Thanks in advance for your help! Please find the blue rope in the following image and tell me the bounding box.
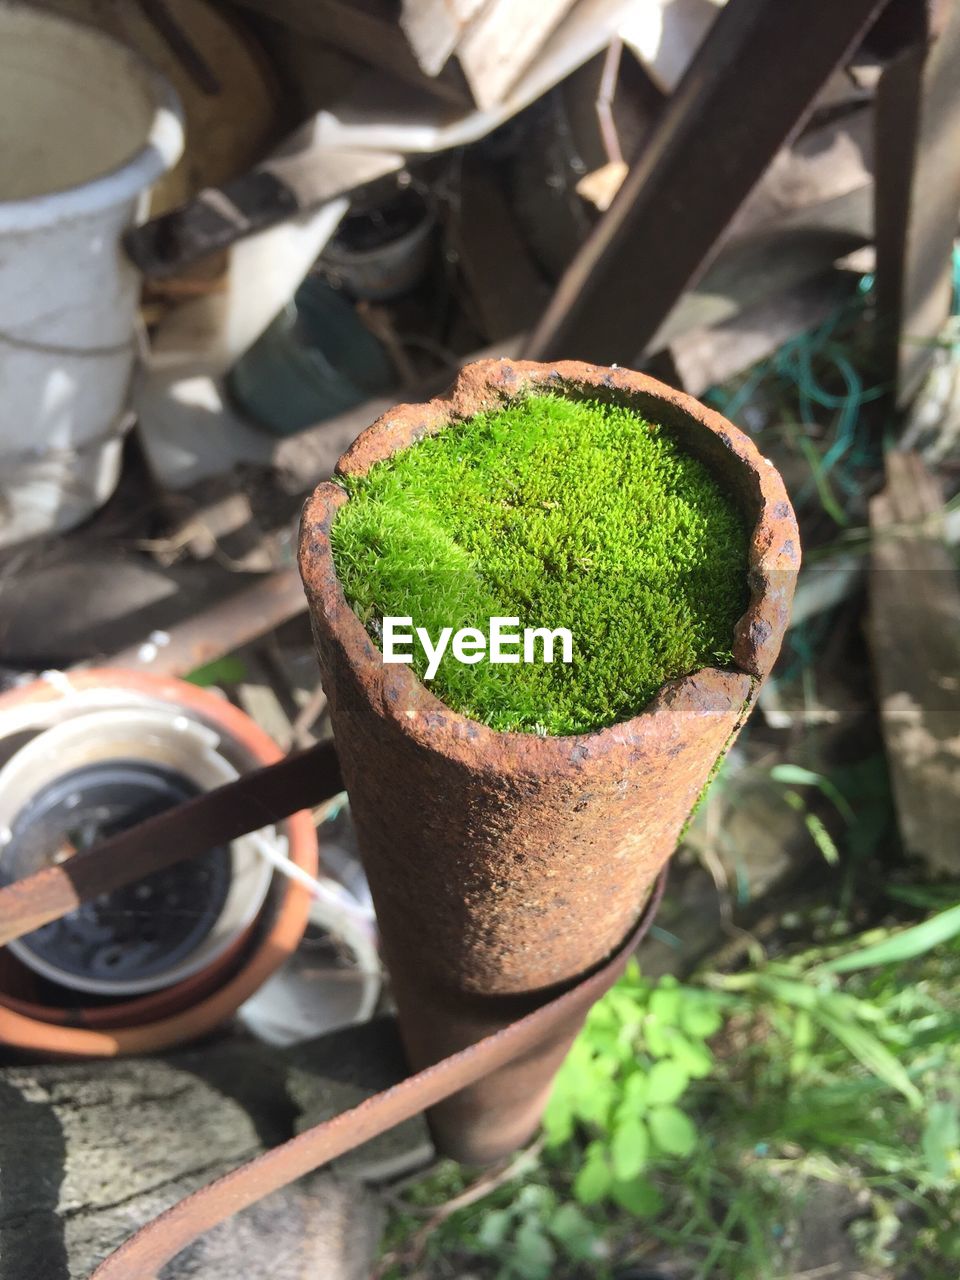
[706,281,887,510]
[706,252,960,688]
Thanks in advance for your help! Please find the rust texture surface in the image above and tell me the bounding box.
[299,358,799,1160]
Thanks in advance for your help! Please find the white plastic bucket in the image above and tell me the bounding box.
[0,2,183,547]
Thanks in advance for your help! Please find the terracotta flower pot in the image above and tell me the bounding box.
[299,359,799,1162]
[0,669,318,1055]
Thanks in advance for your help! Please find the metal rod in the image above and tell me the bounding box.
[0,740,342,948]
[105,568,309,678]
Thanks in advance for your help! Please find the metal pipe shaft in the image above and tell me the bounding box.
[299,359,799,1162]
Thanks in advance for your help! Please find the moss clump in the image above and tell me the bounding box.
[331,393,749,735]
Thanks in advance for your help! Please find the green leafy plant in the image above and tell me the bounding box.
[544,963,721,1214]
[332,393,748,734]
[473,1186,604,1279]
[384,899,960,1280]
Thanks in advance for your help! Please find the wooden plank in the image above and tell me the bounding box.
[451,156,549,341]
[400,0,487,77]
[869,452,960,876]
[669,272,847,397]
[874,0,960,407]
[651,186,872,351]
[456,0,578,109]
[230,0,471,103]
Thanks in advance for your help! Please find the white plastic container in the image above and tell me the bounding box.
[0,2,183,547]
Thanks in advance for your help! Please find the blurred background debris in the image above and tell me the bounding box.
[1,0,960,1276]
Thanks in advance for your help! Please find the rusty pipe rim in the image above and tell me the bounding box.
[299,358,800,769]
[0,669,318,1055]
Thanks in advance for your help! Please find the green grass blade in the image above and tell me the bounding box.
[769,764,856,824]
[820,904,960,974]
[813,1009,922,1107]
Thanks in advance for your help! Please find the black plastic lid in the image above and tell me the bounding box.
[0,759,231,988]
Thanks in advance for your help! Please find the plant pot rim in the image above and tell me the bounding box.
[0,668,318,1055]
[299,359,799,771]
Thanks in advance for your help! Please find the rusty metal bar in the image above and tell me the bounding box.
[523,0,889,365]
[91,872,667,1280]
[105,567,308,677]
[0,739,342,948]
[874,0,960,407]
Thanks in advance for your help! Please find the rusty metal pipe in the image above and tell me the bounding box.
[299,359,799,1163]
[105,568,308,677]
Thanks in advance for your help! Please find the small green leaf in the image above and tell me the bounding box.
[574,1079,616,1127]
[649,985,681,1024]
[573,1146,612,1205]
[643,1017,670,1057]
[610,1177,664,1217]
[770,763,825,786]
[607,989,645,1028]
[478,1209,513,1248]
[813,1008,922,1107]
[770,764,856,823]
[793,430,849,525]
[542,1083,576,1148]
[922,1100,960,1182]
[679,999,724,1039]
[755,974,821,1011]
[541,1101,574,1148]
[613,1102,638,1131]
[185,655,248,687]
[805,812,840,865]
[549,1203,598,1260]
[512,1221,556,1279]
[611,1118,649,1180]
[624,1072,649,1109]
[563,1038,596,1071]
[645,1059,690,1105]
[648,1105,697,1156]
[789,1009,814,1075]
[665,1031,713,1078]
[516,1184,556,1214]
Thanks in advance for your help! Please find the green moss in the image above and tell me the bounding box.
[331,393,749,735]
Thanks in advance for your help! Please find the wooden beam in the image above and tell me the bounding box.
[451,156,549,342]
[400,0,486,77]
[230,0,471,103]
[869,452,960,876]
[874,0,960,407]
[455,0,578,109]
